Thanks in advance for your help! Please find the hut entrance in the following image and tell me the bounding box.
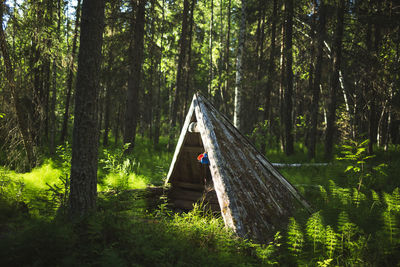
[167,113,220,212]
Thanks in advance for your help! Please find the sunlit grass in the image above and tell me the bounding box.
[20,161,63,190]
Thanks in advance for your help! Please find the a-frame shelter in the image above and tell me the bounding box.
[165,93,311,242]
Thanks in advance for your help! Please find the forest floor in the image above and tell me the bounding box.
[0,137,399,266]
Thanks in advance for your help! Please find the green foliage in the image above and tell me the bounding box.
[287,217,304,257]
[337,139,387,191]
[1,139,400,265]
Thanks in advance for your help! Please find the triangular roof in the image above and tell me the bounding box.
[166,93,311,242]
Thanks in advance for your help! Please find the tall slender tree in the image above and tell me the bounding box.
[325,0,345,160]
[233,0,246,131]
[283,0,294,155]
[124,0,146,152]
[60,0,81,143]
[168,0,191,150]
[308,0,326,159]
[68,0,105,218]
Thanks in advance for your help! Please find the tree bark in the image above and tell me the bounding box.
[68,0,105,218]
[153,0,165,149]
[103,1,118,147]
[308,0,326,159]
[233,0,246,131]
[325,0,345,160]
[261,0,277,154]
[50,0,62,154]
[60,0,81,143]
[168,0,190,151]
[124,0,146,152]
[368,1,381,154]
[283,0,294,155]
[221,0,231,114]
[208,0,214,98]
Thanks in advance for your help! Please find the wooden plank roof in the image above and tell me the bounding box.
[166,93,311,242]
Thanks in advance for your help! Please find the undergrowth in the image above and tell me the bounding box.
[0,138,399,266]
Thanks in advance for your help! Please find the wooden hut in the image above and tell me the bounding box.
[165,93,311,242]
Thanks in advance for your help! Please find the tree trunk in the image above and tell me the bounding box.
[253,0,265,132]
[368,2,381,154]
[68,0,105,218]
[50,0,62,155]
[103,1,118,147]
[168,0,190,151]
[124,0,146,152]
[325,0,344,160]
[261,0,277,154]
[221,0,231,114]
[283,0,294,155]
[308,0,326,159]
[233,0,246,131]
[183,0,195,116]
[208,0,214,98]
[154,0,165,149]
[60,0,81,143]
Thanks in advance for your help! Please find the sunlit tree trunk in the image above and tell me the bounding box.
[234,0,246,131]
[208,0,214,97]
[221,0,231,114]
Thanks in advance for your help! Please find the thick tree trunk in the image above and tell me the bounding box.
[60,0,81,143]
[325,0,344,160]
[233,0,246,131]
[308,0,326,159]
[68,0,105,218]
[124,0,146,152]
[283,0,294,155]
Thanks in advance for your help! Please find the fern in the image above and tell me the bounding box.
[324,225,337,258]
[329,180,351,206]
[383,189,400,247]
[287,217,304,257]
[352,188,366,207]
[319,185,328,203]
[306,212,325,253]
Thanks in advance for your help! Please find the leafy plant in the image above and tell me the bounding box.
[337,139,387,193]
[287,217,304,257]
